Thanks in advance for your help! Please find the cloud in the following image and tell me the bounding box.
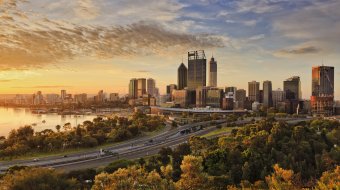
[74,0,99,19]
[0,1,227,71]
[275,46,321,56]
[136,70,150,73]
[273,1,340,42]
[0,79,15,82]
[12,85,72,88]
[248,34,265,41]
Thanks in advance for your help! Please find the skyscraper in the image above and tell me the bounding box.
[137,78,147,98]
[284,76,302,114]
[272,88,285,109]
[178,63,187,90]
[209,56,217,87]
[235,89,246,109]
[187,50,206,89]
[263,80,273,107]
[147,78,156,96]
[284,76,301,100]
[248,81,260,102]
[61,90,66,101]
[129,78,138,99]
[311,66,334,116]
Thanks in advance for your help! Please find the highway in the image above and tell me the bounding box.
[0,117,311,172]
[0,119,227,172]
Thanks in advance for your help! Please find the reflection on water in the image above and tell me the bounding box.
[0,107,97,137]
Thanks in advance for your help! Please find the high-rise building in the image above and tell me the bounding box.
[225,87,237,101]
[61,90,66,101]
[284,76,302,114]
[178,63,187,90]
[33,91,44,105]
[109,93,119,102]
[129,78,138,99]
[137,78,147,98]
[74,93,87,104]
[96,90,105,103]
[263,80,273,107]
[154,88,160,97]
[172,89,189,108]
[147,78,156,96]
[208,56,217,87]
[46,94,59,105]
[248,81,260,102]
[187,50,206,89]
[272,88,285,109]
[196,87,207,107]
[235,89,247,109]
[166,84,177,97]
[284,76,301,100]
[196,87,223,108]
[311,66,335,116]
[206,88,223,108]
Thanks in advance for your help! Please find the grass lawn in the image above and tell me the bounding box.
[201,126,238,138]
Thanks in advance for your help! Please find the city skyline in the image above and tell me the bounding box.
[0,0,339,99]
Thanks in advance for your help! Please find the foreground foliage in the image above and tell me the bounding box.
[0,118,339,189]
[0,112,164,158]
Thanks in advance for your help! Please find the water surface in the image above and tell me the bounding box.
[0,107,97,137]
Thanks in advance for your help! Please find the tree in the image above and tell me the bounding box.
[92,166,170,190]
[316,166,340,190]
[158,147,173,166]
[55,125,61,132]
[265,164,295,190]
[175,155,208,190]
[172,121,178,128]
[0,167,78,190]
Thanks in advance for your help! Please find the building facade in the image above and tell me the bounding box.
[311,66,334,116]
[272,88,285,109]
[263,80,273,107]
[235,89,247,109]
[178,63,187,90]
[147,78,156,97]
[129,78,138,99]
[208,56,217,87]
[248,81,260,102]
[172,89,189,108]
[284,76,301,100]
[137,78,147,98]
[187,50,206,89]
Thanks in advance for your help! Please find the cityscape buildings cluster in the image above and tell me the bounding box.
[128,50,336,116]
[11,90,121,106]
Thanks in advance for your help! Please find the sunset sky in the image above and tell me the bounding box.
[0,0,339,99]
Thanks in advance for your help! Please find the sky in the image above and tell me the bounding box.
[0,0,339,99]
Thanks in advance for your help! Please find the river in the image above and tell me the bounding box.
[0,107,97,137]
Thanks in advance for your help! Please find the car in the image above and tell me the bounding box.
[33,158,40,162]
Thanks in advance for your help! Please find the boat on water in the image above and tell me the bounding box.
[31,123,37,126]
[42,120,46,123]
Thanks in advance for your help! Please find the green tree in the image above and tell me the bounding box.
[0,167,78,190]
[175,155,208,190]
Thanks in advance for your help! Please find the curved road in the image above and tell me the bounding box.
[0,120,226,172]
